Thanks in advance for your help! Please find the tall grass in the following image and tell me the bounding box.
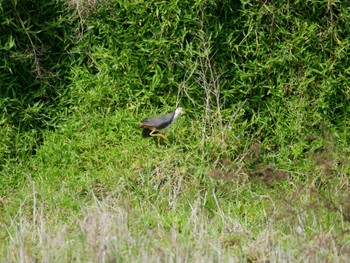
[1,0,350,261]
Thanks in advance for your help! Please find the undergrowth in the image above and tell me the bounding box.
[1,0,350,262]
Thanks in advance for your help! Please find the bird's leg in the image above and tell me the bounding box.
[149,130,169,142]
[157,134,169,142]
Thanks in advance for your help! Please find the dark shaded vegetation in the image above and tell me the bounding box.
[1,1,349,160]
[0,0,75,163]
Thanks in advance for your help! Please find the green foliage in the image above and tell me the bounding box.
[67,0,207,109]
[209,0,350,143]
[0,0,74,162]
[64,0,350,149]
[1,0,350,260]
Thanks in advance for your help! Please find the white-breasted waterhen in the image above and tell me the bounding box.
[140,107,184,143]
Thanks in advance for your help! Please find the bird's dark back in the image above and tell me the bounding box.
[141,111,175,129]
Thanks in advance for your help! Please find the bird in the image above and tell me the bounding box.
[139,107,184,144]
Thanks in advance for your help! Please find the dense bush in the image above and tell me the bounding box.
[67,0,350,134]
[0,0,74,162]
[1,0,349,163]
[1,1,350,260]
